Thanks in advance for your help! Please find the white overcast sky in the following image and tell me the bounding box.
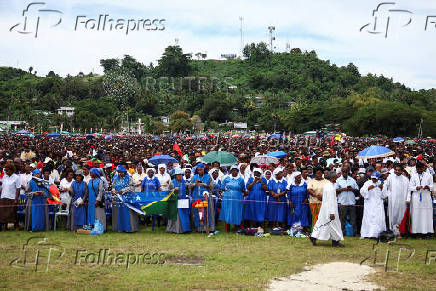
[0,0,435,89]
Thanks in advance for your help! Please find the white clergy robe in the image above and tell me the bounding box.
[383,174,409,230]
[407,172,434,234]
[311,181,344,241]
[360,180,387,238]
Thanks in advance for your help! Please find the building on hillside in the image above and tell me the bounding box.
[57,107,75,117]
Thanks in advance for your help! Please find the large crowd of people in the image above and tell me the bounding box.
[0,133,434,246]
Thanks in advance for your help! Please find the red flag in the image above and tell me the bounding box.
[47,185,63,205]
[191,199,202,208]
[399,207,411,235]
[173,143,183,157]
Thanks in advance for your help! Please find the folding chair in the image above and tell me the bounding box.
[54,202,70,230]
[16,194,27,226]
[105,191,112,224]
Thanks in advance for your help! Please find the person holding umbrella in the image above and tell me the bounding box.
[156,164,172,191]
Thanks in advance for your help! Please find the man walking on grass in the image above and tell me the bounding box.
[310,171,344,247]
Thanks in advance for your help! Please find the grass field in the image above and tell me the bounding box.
[0,225,435,290]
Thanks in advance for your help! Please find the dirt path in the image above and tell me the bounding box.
[269,262,381,290]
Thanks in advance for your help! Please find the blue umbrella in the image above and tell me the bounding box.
[326,158,342,165]
[152,136,160,141]
[47,132,61,138]
[266,151,287,158]
[393,137,404,142]
[269,134,282,139]
[356,145,394,159]
[18,129,30,134]
[149,155,178,165]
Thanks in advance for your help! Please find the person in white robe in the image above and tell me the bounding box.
[360,172,387,238]
[406,162,434,237]
[156,164,172,191]
[383,164,409,230]
[310,171,344,247]
[132,164,146,192]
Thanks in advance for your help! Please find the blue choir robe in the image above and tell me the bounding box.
[287,182,311,227]
[67,180,87,230]
[141,176,161,192]
[166,178,191,233]
[112,174,138,232]
[267,179,288,223]
[87,178,106,230]
[190,173,215,232]
[219,176,245,225]
[25,179,49,231]
[244,177,267,222]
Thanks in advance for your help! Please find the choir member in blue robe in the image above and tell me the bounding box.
[189,163,215,232]
[287,172,311,228]
[166,168,191,233]
[112,165,138,232]
[67,170,88,231]
[267,167,288,229]
[25,169,50,231]
[141,168,162,228]
[141,168,161,192]
[244,168,268,228]
[210,168,222,222]
[87,168,106,231]
[219,165,246,231]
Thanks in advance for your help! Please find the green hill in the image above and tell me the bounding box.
[0,43,434,136]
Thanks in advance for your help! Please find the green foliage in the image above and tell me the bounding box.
[169,110,192,132]
[156,45,192,77]
[0,43,435,136]
[152,120,166,134]
[242,42,272,63]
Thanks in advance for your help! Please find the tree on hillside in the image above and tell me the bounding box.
[100,58,120,73]
[156,46,192,77]
[169,110,192,132]
[242,42,271,63]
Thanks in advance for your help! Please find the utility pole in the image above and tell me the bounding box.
[268,26,276,52]
[417,118,423,139]
[239,17,244,56]
[127,110,129,133]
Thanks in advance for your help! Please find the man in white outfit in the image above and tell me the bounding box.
[360,172,387,238]
[407,162,434,238]
[310,171,344,247]
[383,164,409,231]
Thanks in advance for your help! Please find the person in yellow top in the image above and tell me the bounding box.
[20,148,36,162]
[127,162,136,175]
[307,167,328,226]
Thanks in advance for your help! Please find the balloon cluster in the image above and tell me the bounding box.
[103,69,138,108]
